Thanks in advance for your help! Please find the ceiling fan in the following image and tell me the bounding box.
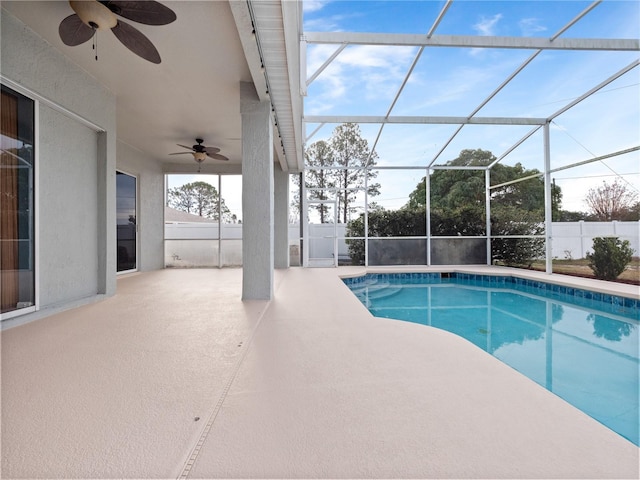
[170,139,229,172]
[58,1,176,64]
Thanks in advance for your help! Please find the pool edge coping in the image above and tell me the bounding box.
[337,265,640,300]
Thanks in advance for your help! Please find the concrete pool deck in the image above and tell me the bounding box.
[1,266,638,478]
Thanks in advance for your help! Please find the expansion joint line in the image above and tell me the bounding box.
[177,303,272,479]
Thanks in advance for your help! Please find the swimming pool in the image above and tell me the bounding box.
[343,272,639,446]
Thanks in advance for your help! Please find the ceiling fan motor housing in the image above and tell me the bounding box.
[193,139,206,152]
[69,1,117,30]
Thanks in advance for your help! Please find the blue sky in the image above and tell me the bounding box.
[303,0,640,212]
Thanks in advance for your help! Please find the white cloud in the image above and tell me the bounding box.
[473,14,503,36]
[304,11,369,33]
[306,44,417,113]
[518,18,547,37]
[304,16,342,31]
[306,44,348,105]
[338,45,414,69]
[303,0,331,13]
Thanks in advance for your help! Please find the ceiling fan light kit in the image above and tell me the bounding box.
[69,1,116,30]
[59,0,176,64]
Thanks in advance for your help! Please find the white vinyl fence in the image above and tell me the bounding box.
[165,223,243,267]
[551,221,639,259]
[165,221,639,267]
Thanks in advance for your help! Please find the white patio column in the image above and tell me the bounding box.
[240,82,274,300]
[97,130,116,296]
[274,167,290,269]
[543,121,553,274]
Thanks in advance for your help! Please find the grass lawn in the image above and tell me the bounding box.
[529,258,640,285]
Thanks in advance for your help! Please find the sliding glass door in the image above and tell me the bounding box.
[116,171,137,272]
[1,85,35,317]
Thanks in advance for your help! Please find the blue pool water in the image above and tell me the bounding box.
[344,273,639,446]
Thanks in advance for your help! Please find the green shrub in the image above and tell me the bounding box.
[586,237,634,280]
[345,204,544,266]
[345,208,427,265]
[490,206,545,267]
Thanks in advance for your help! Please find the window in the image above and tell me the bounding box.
[1,85,35,316]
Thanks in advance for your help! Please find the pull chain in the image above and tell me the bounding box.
[92,29,98,61]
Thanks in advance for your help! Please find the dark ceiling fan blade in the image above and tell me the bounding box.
[176,143,194,151]
[111,20,161,64]
[59,14,95,46]
[204,146,221,155]
[100,1,176,25]
[207,153,229,161]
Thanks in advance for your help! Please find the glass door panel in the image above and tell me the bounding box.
[116,171,136,272]
[1,85,35,317]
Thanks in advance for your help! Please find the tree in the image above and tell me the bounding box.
[585,180,639,221]
[167,181,232,221]
[302,140,335,223]
[490,206,545,267]
[621,201,640,221]
[403,149,559,266]
[291,123,381,223]
[557,209,593,222]
[330,123,381,223]
[405,149,562,219]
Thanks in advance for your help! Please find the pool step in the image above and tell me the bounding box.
[350,280,403,307]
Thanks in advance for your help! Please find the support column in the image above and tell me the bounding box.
[240,82,274,300]
[364,168,369,267]
[485,169,492,265]
[97,130,116,296]
[543,121,553,274]
[274,167,290,268]
[426,168,431,266]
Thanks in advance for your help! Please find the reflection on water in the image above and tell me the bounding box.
[357,282,639,446]
[589,313,635,341]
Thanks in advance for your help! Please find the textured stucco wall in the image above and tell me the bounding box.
[116,142,165,271]
[38,106,99,305]
[1,10,117,320]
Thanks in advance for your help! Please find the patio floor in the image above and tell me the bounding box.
[1,266,638,478]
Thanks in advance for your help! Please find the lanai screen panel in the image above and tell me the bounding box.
[302,0,639,267]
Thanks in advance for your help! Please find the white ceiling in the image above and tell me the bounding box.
[2,0,302,173]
